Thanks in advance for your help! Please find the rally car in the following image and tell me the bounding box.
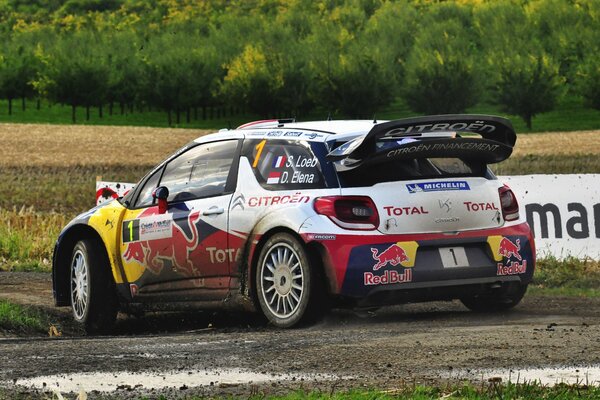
[52,115,535,332]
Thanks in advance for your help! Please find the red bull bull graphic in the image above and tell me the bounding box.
[122,209,201,278]
[494,237,527,276]
[498,237,522,260]
[371,244,410,271]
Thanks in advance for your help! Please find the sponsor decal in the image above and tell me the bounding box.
[386,142,500,158]
[122,214,174,243]
[498,237,522,260]
[439,198,452,212]
[384,121,496,136]
[283,131,303,137]
[371,241,419,270]
[266,130,284,137]
[464,201,499,212]
[487,236,527,276]
[123,210,200,276]
[383,206,429,216]
[434,217,460,223]
[266,172,281,184]
[273,156,287,168]
[303,132,323,139]
[407,181,470,193]
[206,247,241,263]
[364,269,412,286]
[247,194,310,207]
[497,260,527,276]
[105,218,115,229]
[307,233,336,241]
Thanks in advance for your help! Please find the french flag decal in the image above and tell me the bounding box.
[267,172,281,184]
[273,156,286,168]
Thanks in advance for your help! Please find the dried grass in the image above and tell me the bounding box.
[514,130,600,157]
[0,123,210,167]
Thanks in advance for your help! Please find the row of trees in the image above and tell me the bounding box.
[0,0,599,128]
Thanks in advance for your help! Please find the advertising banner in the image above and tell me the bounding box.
[500,174,600,260]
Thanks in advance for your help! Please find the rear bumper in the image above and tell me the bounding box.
[353,276,522,307]
[304,222,535,299]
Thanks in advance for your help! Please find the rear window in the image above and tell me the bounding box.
[242,139,328,190]
[337,157,487,187]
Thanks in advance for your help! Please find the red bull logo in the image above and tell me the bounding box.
[123,210,201,277]
[371,244,409,271]
[364,269,412,286]
[497,260,527,276]
[498,237,521,260]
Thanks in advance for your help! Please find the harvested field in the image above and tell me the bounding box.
[0,123,209,167]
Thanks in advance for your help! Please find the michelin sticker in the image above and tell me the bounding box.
[407,181,470,193]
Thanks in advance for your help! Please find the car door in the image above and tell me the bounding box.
[119,139,241,301]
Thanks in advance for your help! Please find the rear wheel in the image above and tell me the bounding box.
[70,239,118,334]
[255,233,324,328]
[460,283,528,312]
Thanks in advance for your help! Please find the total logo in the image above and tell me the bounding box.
[495,237,527,276]
[464,201,499,212]
[383,206,429,216]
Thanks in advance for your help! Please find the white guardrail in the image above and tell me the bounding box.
[96,174,600,260]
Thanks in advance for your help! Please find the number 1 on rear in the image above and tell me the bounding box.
[439,247,469,268]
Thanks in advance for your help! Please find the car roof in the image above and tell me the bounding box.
[194,120,382,144]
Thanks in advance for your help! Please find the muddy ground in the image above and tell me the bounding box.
[1,272,600,399]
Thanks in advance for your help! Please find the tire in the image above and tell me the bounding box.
[460,283,528,312]
[255,233,324,328]
[70,239,118,334]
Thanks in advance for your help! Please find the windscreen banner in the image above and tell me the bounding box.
[500,174,600,260]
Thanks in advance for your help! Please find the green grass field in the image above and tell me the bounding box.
[1,95,599,132]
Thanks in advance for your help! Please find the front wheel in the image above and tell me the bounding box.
[70,239,118,334]
[255,233,324,328]
[460,283,528,312]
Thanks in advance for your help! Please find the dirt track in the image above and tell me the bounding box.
[1,272,600,398]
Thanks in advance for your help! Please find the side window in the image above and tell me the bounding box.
[134,168,162,208]
[243,139,326,190]
[159,140,238,202]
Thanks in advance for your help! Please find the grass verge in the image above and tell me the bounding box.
[0,300,48,335]
[173,383,600,399]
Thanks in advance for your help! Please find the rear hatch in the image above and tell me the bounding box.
[341,176,503,234]
[328,115,516,234]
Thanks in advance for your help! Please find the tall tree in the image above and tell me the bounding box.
[403,21,481,115]
[34,30,110,123]
[0,34,39,114]
[491,51,565,129]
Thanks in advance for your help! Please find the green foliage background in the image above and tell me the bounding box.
[0,0,599,127]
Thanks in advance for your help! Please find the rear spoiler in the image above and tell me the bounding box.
[327,115,516,168]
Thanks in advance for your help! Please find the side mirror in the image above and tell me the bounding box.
[152,186,169,214]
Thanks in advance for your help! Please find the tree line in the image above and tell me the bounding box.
[0,0,599,128]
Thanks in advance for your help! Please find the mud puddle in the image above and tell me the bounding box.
[452,365,600,386]
[7,369,338,393]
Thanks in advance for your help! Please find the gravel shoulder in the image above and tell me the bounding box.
[1,272,600,398]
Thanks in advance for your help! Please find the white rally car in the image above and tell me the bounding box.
[53,115,535,332]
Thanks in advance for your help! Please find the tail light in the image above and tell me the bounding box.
[499,185,519,221]
[313,196,379,230]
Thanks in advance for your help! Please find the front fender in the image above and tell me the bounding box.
[52,200,127,306]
